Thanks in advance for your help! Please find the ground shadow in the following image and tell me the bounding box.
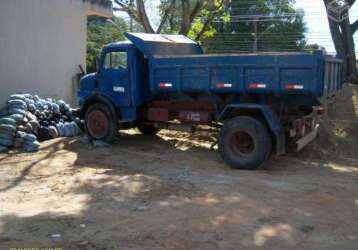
[1,106,358,248]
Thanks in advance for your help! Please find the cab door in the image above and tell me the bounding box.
[98,49,131,106]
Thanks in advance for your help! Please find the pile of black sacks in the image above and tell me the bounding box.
[0,94,83,153]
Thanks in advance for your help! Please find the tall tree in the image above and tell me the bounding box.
[323,0,357,83]
[160,0,228,37]
[200,0,306,53]
[113,0,219,35]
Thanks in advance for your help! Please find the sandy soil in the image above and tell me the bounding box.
[0,85,357,250]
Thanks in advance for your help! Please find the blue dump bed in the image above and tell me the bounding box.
[150,53,344,97]
[125,33,343,98]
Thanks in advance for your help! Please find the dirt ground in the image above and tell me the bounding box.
[0,85,358,250]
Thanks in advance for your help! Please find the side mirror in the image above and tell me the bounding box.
[96,57,100,72]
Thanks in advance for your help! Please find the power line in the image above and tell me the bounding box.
[196,1,358,54]
[212,15,358,23]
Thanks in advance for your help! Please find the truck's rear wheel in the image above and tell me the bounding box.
[218,116,272,170]
[137,123,159,135]
[85,103,117,143]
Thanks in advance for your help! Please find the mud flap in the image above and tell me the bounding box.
[294,124,320,152]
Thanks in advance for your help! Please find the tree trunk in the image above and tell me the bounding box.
[323,0,357,83]
[341,18,357,80]
[180,0,192,34]
[115,0,206,36]
[156,0,176,33]
[136,0,155,33]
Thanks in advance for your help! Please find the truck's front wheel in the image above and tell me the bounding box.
[218,116,272,170]
[85,103,117,143]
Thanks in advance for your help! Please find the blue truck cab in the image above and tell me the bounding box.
[79,40,150,121]
[79,32,344,170]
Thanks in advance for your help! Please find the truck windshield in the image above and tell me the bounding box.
[103,51,127,70]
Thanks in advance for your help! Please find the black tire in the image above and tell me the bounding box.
[137,123,159,135]
[218,116,272,170]
[85,103,117,143]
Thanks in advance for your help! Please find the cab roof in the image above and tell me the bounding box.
[104,40,133,50]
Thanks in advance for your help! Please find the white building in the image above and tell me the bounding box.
[0,0,112,105]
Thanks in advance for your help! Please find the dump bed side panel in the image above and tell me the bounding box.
[150,53,326,96]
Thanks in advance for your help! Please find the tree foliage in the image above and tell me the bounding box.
[199,0,306,53]
[86,1,308,70]
[160,0,227,38]
[113,0,216,35]
[86,16,127,73]
[112,0,306,55]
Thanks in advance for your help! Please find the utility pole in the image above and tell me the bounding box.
[253,19,258,52]
[129,16,133,32]
[252,21,275,53]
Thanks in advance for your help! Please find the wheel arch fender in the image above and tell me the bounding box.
[218,104,285,155]
[80,93,119,120]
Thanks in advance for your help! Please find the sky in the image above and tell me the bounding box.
[114,0,358,55]
[294,0,358,54]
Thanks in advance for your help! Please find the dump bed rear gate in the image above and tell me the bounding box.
[324,56,344,102]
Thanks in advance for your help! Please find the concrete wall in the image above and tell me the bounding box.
[85,0,113,17]
[0,0,88,106]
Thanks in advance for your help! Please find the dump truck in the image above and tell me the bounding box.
[78,32,344,170]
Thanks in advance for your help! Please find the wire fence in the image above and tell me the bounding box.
[198,5,358,55]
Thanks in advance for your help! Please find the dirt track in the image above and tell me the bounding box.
[0,85,358,250]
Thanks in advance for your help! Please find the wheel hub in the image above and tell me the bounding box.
[87,110,109,139]
[230,131,255,156]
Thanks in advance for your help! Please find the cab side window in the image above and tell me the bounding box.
[103,51,127,70]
